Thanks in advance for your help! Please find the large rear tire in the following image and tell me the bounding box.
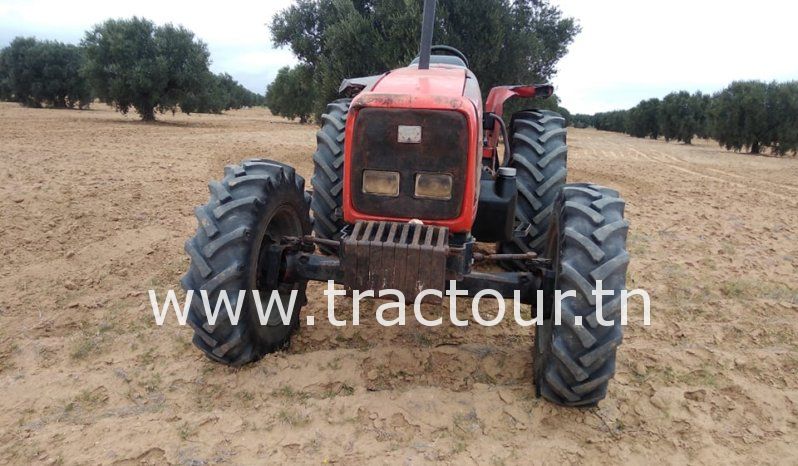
[498,110,567,267]
[310,99,352,250]
[534,183,629,406]
[181,160,311,366]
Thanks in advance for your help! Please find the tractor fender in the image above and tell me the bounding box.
[338,74,387,98]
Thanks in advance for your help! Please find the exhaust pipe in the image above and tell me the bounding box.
[418,0,436,70]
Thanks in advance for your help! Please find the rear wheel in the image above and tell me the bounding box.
[498,110,567,268]
[310,98,352,251]
[534,183,630,406]
[181,160,311,366]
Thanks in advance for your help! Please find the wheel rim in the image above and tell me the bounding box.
[254,204,303,326]
[534,195,563,391]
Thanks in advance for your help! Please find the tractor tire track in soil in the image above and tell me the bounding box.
[626,145,798,204]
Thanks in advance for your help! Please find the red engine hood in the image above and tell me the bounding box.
[372,66,467,98]
[344,65,483,233]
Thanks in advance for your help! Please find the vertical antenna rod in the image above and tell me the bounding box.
[418,0,436,70]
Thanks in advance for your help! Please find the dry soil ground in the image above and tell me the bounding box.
[0,103,796,465]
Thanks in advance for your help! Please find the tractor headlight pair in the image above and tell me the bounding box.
[362,170,452,200]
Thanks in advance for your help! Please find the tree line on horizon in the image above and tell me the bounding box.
[572,81,798,156]
[0,17,265,121]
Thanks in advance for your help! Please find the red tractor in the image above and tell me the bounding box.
[181,0,629,406]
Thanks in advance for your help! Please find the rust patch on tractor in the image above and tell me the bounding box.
[354,93,462,110]
[354,93,414,108]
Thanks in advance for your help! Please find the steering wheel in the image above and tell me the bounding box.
[430,45,469,68]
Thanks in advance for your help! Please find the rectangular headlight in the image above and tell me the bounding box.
[362,170,400,197]
[414,173,453,200]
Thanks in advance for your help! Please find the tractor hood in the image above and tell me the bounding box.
[342,64,483,234]
[372,66,468,98]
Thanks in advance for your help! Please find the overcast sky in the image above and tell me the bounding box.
[1,0,796,114]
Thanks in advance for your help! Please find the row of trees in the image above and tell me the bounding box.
[266,0,580,123]
[0,38,92,108]
[579,81,798,155]
[0,18,264,120]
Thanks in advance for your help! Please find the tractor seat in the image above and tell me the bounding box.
[409,55,467,68]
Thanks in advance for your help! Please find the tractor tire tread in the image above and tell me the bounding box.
[311,98,352,249]
[498,110,568,267]
[182,160,308,366]
[536,184,629,406]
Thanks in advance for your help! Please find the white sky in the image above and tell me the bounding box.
[1,0,796,114]
[555,0,798,113]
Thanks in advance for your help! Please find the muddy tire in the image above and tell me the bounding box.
[534,183,629,406]
[310,99,352,252]
[498,110,567,268]
[181,160,311,366]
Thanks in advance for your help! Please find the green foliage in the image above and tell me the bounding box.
[589,81,797,156]
[182,72,264,114]
[709,81,798,155]
[0,48,10,100]
[268,0,580,122]
[593,91,712,144]
[221,73,264,109]
[693,91,711,139]
[180,72,228,114]
[570,113,594,129]
[0,74,9,101]
[265,65,316,123]
[0,37,92,108]
[593,110,628,133]
[81,17,211,121]
[2,20,263,119]
[627,98,660,139]
[659,91,704,144]
[708,81,770,154]
[766,82,798,155]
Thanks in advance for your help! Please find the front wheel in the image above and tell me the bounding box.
[310,98,351,251]
[181,160,311,366]
[534,183,630,406]
[498,110,568,269]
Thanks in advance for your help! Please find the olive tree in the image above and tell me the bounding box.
[0,37,91,108]
[268,0,579,122]
[627,98,660,139]
[708,81,769,154]
[81,17,210,121]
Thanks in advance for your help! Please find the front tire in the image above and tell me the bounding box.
[534,183,630,406]
[310,99,351,250]
[498,110,568,266]
[181,160,311,366]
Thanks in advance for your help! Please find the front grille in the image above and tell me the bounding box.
[341,221,449,298]
[350,108,468,220]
